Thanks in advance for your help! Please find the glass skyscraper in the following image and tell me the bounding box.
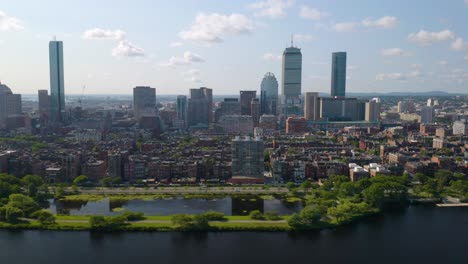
[49,40,65,123]
[260,72,278,115]
[331,52,347,97]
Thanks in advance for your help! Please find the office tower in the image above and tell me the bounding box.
[260,72,279,115]
[38,90,50,117]
[286,117,307,134]
[320,97,363,121]
[331,52,347,97]
[219,115,254,134]
[187,87,213,127]
[365,99,381,122]
[427,98,433,107]
[240,91,256,115]
[420,106,434,124]
[176,95,187,128]
[304,92,319,120]
[0,82,22,129]
[251,98,261,127]
[231,136,264,178]
[49,40,65,123]
[133,86,156,119]
[281,43,302,105]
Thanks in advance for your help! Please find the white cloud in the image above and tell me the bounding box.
[464,54,468,60]
[376,73,406,81]
[381,48,406,56]
[333,22,356,32]
[82,28,126,40]
[111,41,145,57]
[179,13,254,43]
[299,5,328,20]
[249,0,294,18]
[160,51,205,67]
[451,37,468,51]
[362,16,398,29]
[170,41,182,47]
[408,70,423,77]
[408,30,455,45]
[263,53,281,61]
[0,10,24,31]
[293,34,313,42]
[465,0,468,5]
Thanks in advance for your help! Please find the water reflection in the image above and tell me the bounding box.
[49,196,303,216]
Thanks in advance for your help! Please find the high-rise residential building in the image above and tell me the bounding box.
[304,92,319,120]
[187,87,213,127]
[420,106,435,124]
[240,90,256,115]
[260,72,279,115]
[281,44,302,105]
[231,136,264,178]
[251,98,261,127]
[286,117,307,134]
[49,40,65,124]
[176,95,187,128]
[0,82,22,129]
[133,86,156,120]
[38,90,50,117]
[331,52,347,97]
[365,99,381,122]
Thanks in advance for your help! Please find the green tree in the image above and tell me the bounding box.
[100,177,113,187]
[286,182,295,191]
[0,205,23,223]
[299,206,322,226]
[73,175,89,186]
[31,210,56,225]
[21,175,44,198]
[171,214,193,228]
[7,194,39,217]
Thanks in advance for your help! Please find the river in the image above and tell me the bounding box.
[1,206,467,264]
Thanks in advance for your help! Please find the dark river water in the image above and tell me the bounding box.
[1,206,467,264]
[48,196,304,216]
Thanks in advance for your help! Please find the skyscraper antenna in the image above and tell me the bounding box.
[291,34,294,47]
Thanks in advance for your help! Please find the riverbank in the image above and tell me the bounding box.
[0,215,293,232]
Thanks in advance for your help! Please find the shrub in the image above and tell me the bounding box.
[202,211,227,221]
[122,211,145,221]
[249,210,265,220]
[264,211,282,221]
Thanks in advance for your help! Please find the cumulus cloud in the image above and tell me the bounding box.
[451,37,468,51]
[439,60,448,66]
[263,53,281,61]
[381,48,406,56]
[82,28,126,40]
[408,30,455,45]
[0,10,24,31]
[333,22,356,32]
[179,13,254,43]
[249,0,294,18]
[160,51,205,67]
[170,41,182,47]
[465,0,468,5]
[362,16,398,29]
[111,41,145,57]
[299,5,328,20]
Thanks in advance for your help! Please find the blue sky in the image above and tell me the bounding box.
[0,0,467,95]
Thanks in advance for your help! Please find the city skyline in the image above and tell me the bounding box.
[0,0,468,95]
